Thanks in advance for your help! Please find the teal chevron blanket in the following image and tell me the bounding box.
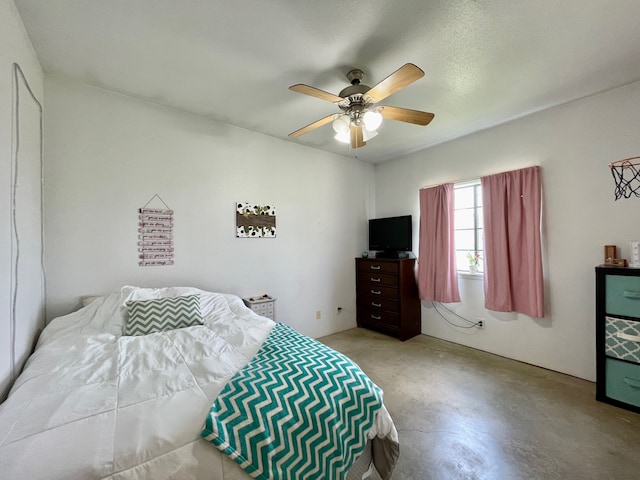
[201,323,383,480]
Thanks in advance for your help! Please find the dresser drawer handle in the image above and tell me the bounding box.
[617,332,640,343]
[371,315,382,320]
[371,290,381,295]
[370,277,381,282]
[371,302,382,307]
[623,290,640,299]
[624,377,640,389]
[370,265,381,270]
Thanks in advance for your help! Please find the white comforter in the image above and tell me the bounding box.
[0,286,397,479]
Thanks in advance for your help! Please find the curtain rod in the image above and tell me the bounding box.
[421,165,540,190]
[421,176,480,190]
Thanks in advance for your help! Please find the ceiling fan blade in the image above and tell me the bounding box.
[365,63,425,104]
[288,114,336,138]
[380,106,435,126]
[289,84,344,103]
[350,124,366,148]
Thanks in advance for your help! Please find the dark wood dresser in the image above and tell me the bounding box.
[355,257,421,341]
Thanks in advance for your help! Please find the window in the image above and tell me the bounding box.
[418,167,542,316]
[454,181,483,273]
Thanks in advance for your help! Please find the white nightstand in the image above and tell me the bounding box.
[243,295,276,321]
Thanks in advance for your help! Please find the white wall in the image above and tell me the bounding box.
[375,81,640,381]
[43,77,374,339]
[0,0,44,400]
[18,3,640,387]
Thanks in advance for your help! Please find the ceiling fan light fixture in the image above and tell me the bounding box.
[363,110,383,131]
[334,130,351,143]
[332,115,350,133]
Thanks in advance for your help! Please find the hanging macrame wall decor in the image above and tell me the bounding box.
[138,194,174,266]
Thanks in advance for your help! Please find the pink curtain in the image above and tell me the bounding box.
[482,166,544,317]
[418,184,460,303]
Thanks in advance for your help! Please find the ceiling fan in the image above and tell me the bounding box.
[288,63,434,149]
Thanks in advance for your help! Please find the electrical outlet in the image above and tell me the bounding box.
[316,310,321,319]
[337,307,343,315]
[477,319,484,329]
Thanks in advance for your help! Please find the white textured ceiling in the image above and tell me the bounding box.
[14,0,640,163]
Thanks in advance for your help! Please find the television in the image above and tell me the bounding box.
[368,215,412,258]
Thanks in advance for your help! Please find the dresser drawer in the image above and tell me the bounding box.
[357,284,398,300]
[358,308,399,329]
[357,272,398,287]
[605,275,640,317]
[357,295,399,313]
[605,358,640,407]
[606,316,640,363]
[357,260,399,275]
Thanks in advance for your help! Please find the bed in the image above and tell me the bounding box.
[0,286,399,479]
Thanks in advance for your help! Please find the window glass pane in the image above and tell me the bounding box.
[454,181,482,272]
[454,187,475,209]
[475,185,483,207]
[455,208,475,229]
[455,229,475,250]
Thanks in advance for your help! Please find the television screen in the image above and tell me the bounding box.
[368,215,412,254]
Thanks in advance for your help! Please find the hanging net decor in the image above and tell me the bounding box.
[610,157,640,200]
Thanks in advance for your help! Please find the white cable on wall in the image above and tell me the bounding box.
[10,62,45,383]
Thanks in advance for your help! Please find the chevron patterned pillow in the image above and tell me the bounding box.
[124,294,203,336]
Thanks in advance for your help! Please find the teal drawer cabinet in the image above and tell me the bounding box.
[596,266,640,413]
[605,274,640,317]
[605,358,640,406]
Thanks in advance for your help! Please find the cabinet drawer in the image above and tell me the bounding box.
[253,302,273,314]
[357,284,398,300]
[606,316,640,363]
[357,295,399,313]
[605,358,640,407]
[357,272,398,287]
[243,298,275,320]
[605,275,640,317]
[359,308,399,328]
[357,260,399,275]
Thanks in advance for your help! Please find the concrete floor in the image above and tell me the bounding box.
[319,328,640,480]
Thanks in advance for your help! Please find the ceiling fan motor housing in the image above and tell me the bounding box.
[339,71,372,126]
[340,101,366,126]
[338,69,382,127]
